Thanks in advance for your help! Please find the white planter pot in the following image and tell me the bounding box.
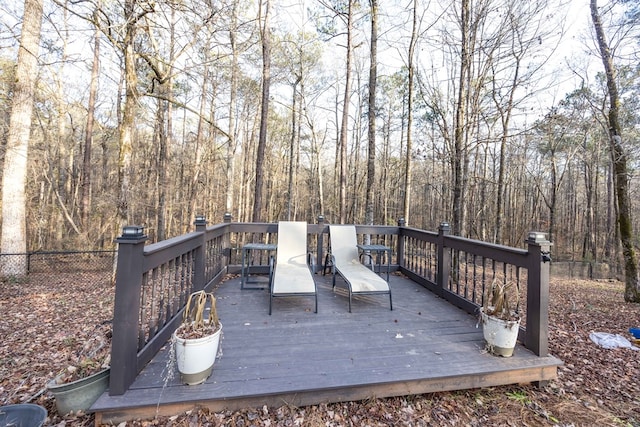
[480,311,520,357]
[173,323,222,385]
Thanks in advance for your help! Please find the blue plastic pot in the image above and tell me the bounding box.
[629,327,640,339]
[0,404,47,427]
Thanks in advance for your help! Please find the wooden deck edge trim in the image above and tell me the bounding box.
[94,365,559,425]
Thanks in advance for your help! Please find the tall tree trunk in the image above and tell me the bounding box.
[187,67,209,232]
[338,0,354,224]
[253,0,271,223]
[493,59,520,244]
[590,0,639,302]
[55,3,71,222]
[226,0,239,217]
[452,0,470,236]
[0,0,43,277]
[161,89,172,238]
[403,0,418,225]
[365,0,377,226]
[582,137,596,261]
[157,8,175,240]
[155,83,169,240]
[287,78,300,220]
[305,104,325,218]
[81,23,100,228]
[117,0,141,231]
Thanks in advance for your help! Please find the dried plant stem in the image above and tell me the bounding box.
[177,290,221,339]
[483,279,519,320]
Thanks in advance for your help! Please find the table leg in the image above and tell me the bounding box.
[241,248,247,289]
[385,249,390,282]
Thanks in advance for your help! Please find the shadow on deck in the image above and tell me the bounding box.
[93,273,561,424]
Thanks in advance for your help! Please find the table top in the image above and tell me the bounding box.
[357,244,390,251]
[242,243,277,251]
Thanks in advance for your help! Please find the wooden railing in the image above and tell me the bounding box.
[109,216,551,395]
[398,222,551,358]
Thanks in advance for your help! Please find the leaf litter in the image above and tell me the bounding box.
[1,275,638,426]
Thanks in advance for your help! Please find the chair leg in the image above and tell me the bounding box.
[323,253,331,276]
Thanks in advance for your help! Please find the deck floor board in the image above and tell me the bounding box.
[93,273,561,423]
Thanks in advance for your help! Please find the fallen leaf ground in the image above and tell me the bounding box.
[1,274,638,426]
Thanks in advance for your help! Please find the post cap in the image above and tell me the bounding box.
[120,225,145,239]
[194,214,207,226]
[527,231,549,244]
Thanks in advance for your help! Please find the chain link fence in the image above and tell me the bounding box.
[0,251,115,286]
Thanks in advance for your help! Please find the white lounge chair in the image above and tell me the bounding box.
[269,221,318,315]
[328,225,393,312]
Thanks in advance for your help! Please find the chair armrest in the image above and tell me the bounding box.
[269,255,275,290]
[307,252,316,273]
[360,252,375,271]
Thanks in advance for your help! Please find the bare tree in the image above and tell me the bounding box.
[590,0,639,302]
[0,0,43,277]
[533,108,580,244]
[226,0,240,217]
[253,0,271,223]
[402,0,422,225]
[286,64,301,221]
[364,0,377,226]
[338,0,355,224]
[111,0,154,233]
[320,0,356,224]
[81,21,100,228]
[451,0,472,236]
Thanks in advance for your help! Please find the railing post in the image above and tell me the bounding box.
[195,214,207,232]
[316,215,325,274]
[194,215,207,291]
[525,232,551,357]
[436,222,451,297]
[222,213,233,267]
[397,217,405,268]
[110,225,147,396]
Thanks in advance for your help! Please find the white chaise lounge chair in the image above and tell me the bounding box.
[328,225,393,312]
[269,221,318,315]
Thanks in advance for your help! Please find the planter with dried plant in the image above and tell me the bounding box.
[479,280,521,357]
[173,290,222,385]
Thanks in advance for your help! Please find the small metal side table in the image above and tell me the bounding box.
[357,244,391,282]
[241,243,277,289]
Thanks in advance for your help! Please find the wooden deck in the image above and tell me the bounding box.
[93,272,561,424]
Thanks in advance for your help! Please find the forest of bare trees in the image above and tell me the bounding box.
[1,0,639,292]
